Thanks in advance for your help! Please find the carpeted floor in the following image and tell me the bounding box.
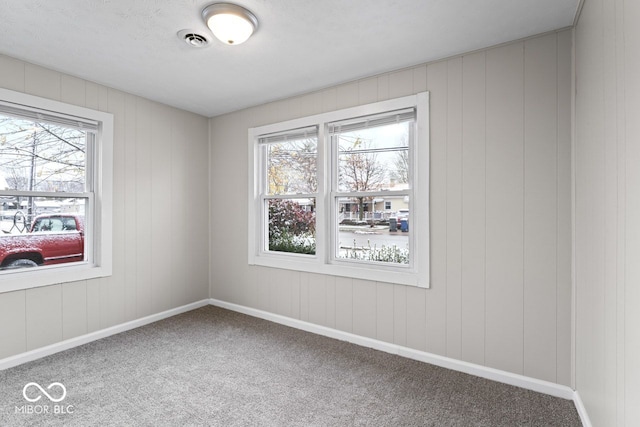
[0,306,581,426]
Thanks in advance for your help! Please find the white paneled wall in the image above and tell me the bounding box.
[210,30,572,385]
[574,0,640,425]
[0,56,210,360]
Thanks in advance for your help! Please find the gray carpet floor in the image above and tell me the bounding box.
[0,306,581,426]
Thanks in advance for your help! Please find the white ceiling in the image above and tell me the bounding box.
[0,0,579,118]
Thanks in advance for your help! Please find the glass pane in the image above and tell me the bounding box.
[337,121,410,193]
[265,137,317,195]
[0,196,87,270]
[336,196,409,265]
[267,198,316,255]
[0,114,87,192]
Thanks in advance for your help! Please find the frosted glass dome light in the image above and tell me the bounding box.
[202,3,258,45]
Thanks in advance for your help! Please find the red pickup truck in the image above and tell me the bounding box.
[0,214,84,270]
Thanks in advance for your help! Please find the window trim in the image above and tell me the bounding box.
[0,87,113,292]
[248,92,429,288]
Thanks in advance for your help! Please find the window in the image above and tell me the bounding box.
[249,93,429,287]
[330,109,413,266]
[261,127,318,255]
[0,88,113,292]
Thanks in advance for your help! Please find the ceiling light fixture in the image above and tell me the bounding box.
[202,3,258,46]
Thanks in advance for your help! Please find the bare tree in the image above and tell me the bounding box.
[267,138,317,201]
[339,137,385,220]
[0,116,86,223]
[391,149,409,184]
[0,119,86,192]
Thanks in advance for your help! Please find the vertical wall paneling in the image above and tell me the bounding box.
[123,94,138,321]
[0,54,25,92]
[324,275,336,329]
[107,88,127,327]
[256,267,272,312]
[377,74,389,102]
[60,75,86,107]
[86,279,101,333]
[623,1,640,424]
[573,0,640,424]
[0,291,26,359]
[413,65,428,94]
[405,286,427,351]
[334,276,353,333]
[376,282,395,344]
[335,82,358,110]
[460,51,487,366]
[307,273,327,326]
[62,281,88,340]
[575,1,606,422]
[135,98,154,319]
[0,56,209,361]
[24,64,61,101]
[84,81,99,110]
[555,29,573,388]
[274,268,293,319]
[299,271,310,322]
[484,42,525,375]
[358,77,378,105]
[445,57,463,360]
[209,31,573,387]
[26,285,62,351]
[392,285,407,346]
[150,104,173,313]
[426,60,448,356]
[352,279,376,340]
[321,87,337,113]
[388,69,414,99]
[523,33,559,383]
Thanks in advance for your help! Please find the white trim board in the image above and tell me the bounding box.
[0,299,209,371]
[209,298,591,426]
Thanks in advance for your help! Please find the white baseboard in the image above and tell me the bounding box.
[0,299,210,371]
[0,296,591,426]
[573,391,592,427]
[209,298,577,401]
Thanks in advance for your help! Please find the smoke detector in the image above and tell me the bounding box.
[177,29,211,48]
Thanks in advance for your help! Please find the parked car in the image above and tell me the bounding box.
[0,214,84,269]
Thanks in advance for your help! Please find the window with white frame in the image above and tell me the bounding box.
[0,88,113,292]
[249,93,429,287]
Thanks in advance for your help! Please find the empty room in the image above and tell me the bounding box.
[0,0,637,426]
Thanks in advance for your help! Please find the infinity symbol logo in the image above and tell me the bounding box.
[22,382,67,403]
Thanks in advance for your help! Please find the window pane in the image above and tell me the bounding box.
[265,137,317,195]
[267,198,316,255]
[0,196,87,270]
[0,114,87,192]
[336,196,409,265]
[337,121,410,193]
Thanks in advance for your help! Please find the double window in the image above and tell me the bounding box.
[0,88,113,292]
[249,93,429,287]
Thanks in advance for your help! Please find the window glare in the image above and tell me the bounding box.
[337,122,410,193]
[265,138,317,195]
[0,115,87,192]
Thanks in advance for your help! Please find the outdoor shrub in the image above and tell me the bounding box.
[268,199,316,254]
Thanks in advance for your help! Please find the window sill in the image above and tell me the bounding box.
[0,262,112,293]
[249,254,428,288]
